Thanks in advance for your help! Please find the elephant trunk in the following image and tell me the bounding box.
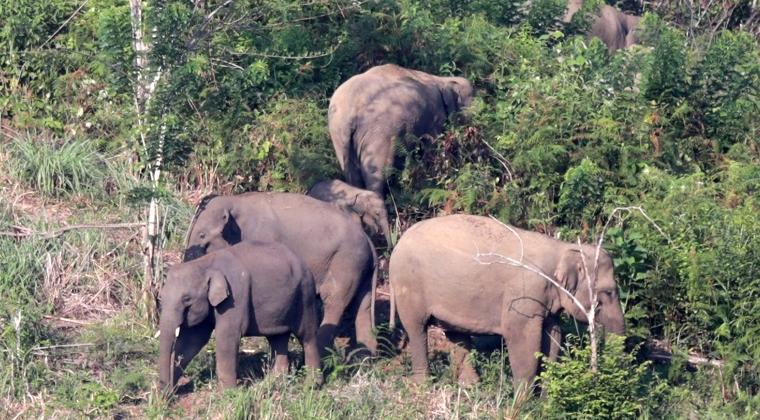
[158,317,181,392]
[599,304,626,336]
[381,219,393,248]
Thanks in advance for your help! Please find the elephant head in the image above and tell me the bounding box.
[553,246,625,335]
[184,195,241,261]
[352,191,392,246]
[158,262,230,390]
[440,77,474,114]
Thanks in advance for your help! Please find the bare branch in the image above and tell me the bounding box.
[39,0,90,50]
[0,222,144,239]
[487,215,525,262]
[480,138,514,182]
[473,248,589,316]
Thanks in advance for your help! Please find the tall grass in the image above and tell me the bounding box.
[7,133,105,197]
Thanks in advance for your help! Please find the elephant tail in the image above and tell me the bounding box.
[365,233,378,329]
[389,276,396,331]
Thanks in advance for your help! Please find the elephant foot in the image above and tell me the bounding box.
[411,372,428,385]
[457,366,480,387]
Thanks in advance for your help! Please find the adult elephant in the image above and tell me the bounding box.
[183,192,378,355]
[389,215,625,387]
[564,1,640,52]
[328,64,474,196]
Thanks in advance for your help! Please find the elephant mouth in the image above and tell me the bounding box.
[183,244,207,262]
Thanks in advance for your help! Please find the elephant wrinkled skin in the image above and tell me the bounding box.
[389,215,625,387]
[158,241,321,392]
[184,192,379,355]
[328,64,474,195]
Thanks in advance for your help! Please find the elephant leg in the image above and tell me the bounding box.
[316,296,349,357]
[446,331,479,386]
[330,121,364,188]
[267,333,290,375]
[214,329,241,389]
[395,290,430,382]
[503,316,544,391]
[359,135,394,196]
[541,315,562,363]
[297,329,323,386]
[174,322,214,384]
[352,283,378,355]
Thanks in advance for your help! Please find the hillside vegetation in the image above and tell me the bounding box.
[1,0,759,418]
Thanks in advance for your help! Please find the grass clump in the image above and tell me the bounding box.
[7,133,105,197]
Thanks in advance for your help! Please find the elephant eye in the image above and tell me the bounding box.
[199,232,206,240]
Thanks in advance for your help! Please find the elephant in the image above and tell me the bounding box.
[388,214,625,387]
[328,64,474,196]
[307,179,392,246]
[184,192,378,355]
[158,241,321,392]
[563,1,640,52]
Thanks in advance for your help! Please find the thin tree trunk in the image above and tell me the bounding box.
[130,0,161,323]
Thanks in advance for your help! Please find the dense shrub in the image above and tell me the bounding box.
[540,335,667,419]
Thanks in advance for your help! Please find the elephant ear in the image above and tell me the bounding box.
[554,249,583,292]
[440,82,459,114]
[207,269,230,307]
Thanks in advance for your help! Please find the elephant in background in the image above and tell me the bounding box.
[158,241,321,392]
[307,179,392,246]
[389,215,625,387]
[328,64,474,196]
[184,192,378,355]
[564,1,641,52]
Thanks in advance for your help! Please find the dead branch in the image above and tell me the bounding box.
[481,138,514,182]
[0,222,143,239]
[648,347,725,368]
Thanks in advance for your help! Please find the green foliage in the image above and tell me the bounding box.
[53,373,120,416]
[2,0,760,415]
[558,158,607,227]
[540,336,667,419]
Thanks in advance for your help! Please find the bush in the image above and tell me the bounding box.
[540,335,667,419]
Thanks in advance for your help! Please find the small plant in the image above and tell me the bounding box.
[539,335,666,419]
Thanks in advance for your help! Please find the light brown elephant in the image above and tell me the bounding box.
[307,179,392,246]
[328,64,474,196]
[389,215,625,387]
[564,1,640,52]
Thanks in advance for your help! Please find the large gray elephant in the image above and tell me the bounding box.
[307,179,392,246]
[389,215,625,386]
[159,241,321,392]
[328,64,474,195]
[184,192,378,355]
[564,1,640,52]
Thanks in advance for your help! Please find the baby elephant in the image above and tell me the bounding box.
[307,179,392,246]
[390,215,625,387]
[158,241,321,392]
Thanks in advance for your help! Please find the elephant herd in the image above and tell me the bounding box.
[158,9,633,393]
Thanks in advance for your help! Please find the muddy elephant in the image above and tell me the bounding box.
[389,215,625,387]
[307,179,392,246]
[564,1,640,52]
[328,64,474,195]
[158,241,321,392]
[184,192,378,355]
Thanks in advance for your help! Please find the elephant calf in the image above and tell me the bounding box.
[307,179,392,246]
[389,215,625,387]
[159,241,321,392]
